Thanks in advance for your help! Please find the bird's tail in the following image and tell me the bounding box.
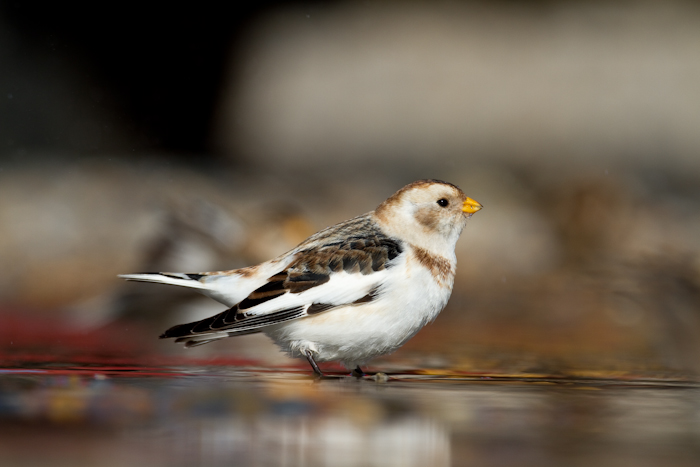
[118,272,209,290]
[173,332,229,348]
[169,329,261,348]
[118,270,247,308]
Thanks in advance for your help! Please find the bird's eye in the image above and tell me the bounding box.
[437,198,449,207]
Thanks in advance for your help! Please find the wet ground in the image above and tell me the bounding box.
[1,355,699,467]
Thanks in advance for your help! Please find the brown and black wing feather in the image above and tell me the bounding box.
[160,228,402,341]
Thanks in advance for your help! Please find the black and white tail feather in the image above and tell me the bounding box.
[118,272,209,290]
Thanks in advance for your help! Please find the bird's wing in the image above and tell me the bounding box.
[118,214,380,306]
[160,233,403,346]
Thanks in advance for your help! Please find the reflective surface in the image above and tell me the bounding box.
[1,360,699,467]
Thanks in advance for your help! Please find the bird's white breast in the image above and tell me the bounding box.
[264,247,455,368]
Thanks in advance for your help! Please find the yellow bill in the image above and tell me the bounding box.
[462,197,483,214]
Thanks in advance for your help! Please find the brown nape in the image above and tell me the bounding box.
[412,246,453,285]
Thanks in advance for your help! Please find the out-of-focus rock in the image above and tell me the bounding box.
[215,1,700,173]
[0,161,318,311]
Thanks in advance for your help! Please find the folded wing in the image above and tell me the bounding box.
[160,234,402,347]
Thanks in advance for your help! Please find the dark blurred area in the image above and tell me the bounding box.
[0,0,303,156]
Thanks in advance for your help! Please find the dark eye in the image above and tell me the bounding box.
[437,198,449,207]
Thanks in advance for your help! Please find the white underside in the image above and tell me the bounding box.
[263,253,454,369]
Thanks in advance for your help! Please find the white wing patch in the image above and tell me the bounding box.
[241,270,388,317]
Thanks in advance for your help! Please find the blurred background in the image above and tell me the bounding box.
[2,0,700,374]
[3,1,700,465]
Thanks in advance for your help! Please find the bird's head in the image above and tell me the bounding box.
[374,180,482,255]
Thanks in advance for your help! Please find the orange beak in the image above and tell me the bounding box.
[462,197,483,214]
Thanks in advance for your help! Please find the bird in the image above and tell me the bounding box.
[119,180,482,377]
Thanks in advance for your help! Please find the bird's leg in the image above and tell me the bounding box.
[351,366,364,378]
[303,349,324,377]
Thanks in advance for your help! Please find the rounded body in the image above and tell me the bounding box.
[264,249,455,368]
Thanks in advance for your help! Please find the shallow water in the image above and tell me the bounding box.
[1,361,699,467]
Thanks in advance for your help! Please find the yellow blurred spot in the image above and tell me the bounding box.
[48,391,86,423]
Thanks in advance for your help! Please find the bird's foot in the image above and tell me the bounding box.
[304,349,325,378]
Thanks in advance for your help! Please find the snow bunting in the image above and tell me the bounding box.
[119,180,482,376]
